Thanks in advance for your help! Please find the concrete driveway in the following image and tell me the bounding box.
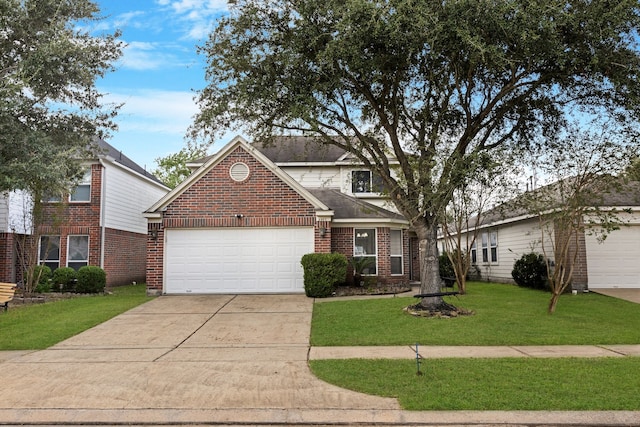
[0,294,399,424]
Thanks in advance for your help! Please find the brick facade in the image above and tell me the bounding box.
[103,228,147,286]
[38,163,149,287]
[146,147,320,294]
[554,220,588,291]
[0,232,15,282]
[331,226,411,285]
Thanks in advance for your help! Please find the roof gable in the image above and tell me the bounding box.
[146,136,331,215]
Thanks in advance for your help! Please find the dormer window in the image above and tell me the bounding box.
[351,170,384,194]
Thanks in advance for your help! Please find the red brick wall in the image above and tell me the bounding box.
[146,146,319,294]
[0,232,15,283]
[330,226,410,285]
[103,228,147,287]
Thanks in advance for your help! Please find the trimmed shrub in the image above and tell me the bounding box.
[512,253,549,291]
[439,253,455,278]
[300,253,348,298]
[76,266,107,293]
[52,267,77,292]
[31,265,52,293]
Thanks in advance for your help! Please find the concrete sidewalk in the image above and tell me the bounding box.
[310,344,640,359]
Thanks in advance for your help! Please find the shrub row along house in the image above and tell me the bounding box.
[0,139,169,287]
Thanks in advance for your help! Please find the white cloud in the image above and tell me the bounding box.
[155,0,229,40]
[104,88,198,135]
[119,41,189,71]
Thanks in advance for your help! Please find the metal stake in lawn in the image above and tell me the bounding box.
[415,343,422,376]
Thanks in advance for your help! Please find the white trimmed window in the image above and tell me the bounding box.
[70,170,91,202]
[470,241,477,264]
[354,228,377,275]
[68,235,89,270]
[390,229,403,275]
[480,231,498,264]
[39,236,60,270]
[351,170,384,194]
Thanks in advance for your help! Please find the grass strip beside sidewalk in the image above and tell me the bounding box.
[0,284,153,350]
[310,358,640,410]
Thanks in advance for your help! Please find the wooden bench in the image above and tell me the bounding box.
[414,291,459,298]
[0,282,17,312]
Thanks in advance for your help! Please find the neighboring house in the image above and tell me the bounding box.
[0,139,169,287]
[144,135,414,295]
[440,180,640,290]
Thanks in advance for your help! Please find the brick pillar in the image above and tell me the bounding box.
[146,223,164,296]
[314,220,331,253]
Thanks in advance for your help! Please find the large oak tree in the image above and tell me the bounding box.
[192,0,640,309]
[0,0,122,195]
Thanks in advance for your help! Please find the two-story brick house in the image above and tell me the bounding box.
[144,135,415,295]
[0,139,169,287]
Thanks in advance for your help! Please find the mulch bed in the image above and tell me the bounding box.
[332,284,412,297]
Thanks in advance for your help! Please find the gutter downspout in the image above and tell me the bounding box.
[98,159,107,269]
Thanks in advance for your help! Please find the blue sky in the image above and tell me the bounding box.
[92,0,233,172]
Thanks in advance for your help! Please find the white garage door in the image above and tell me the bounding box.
[165,228,314,294]
[586,225,640,289]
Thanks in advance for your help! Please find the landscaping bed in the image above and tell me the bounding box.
[332,283,412,297]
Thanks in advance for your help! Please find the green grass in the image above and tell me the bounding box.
[311,282,640,346]
[310,358,640,410]
[0,284,153,350]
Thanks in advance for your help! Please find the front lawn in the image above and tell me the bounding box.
[0,284,153,350]
[311,282,640,346]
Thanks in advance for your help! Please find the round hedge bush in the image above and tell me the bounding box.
[76,266,106,293]
[52,267,77,292]
[511,252,549,291]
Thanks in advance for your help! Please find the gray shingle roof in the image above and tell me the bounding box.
[251,136,348,163]
[94,138,165,185]
[307,188,405,221]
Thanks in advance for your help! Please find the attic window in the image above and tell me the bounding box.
[230,162,250,182]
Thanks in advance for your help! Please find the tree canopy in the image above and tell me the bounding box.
[192,0,640,308]
[0,0,123,194]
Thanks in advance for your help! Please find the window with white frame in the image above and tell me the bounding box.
[390,229,403,275]
[470,241,477,264]
[70,169,91,202]
[354,228,377,274]
[39,236,60,270]
[490,231,498,263]
[67,235,89,270]
[351,170,384,194]
[479,231,498,264]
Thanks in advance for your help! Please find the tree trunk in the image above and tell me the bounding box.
[548,290,560,314]
[417,221,444,309]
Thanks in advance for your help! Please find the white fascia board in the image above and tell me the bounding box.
[332,218,410,227]
[275,162,338,167]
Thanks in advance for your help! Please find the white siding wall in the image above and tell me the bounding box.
[103,164,168,234]
[6,190,32,234]
[477,218,549,282]
[0,193,8,232]
[279,166,341,188]
[440,217,551,283]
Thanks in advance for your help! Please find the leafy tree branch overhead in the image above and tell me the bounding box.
[0,0,123,194]
[191,0,640,310]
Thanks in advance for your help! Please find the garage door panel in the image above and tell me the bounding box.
[586,225,640,289]
[165,228,313,294]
